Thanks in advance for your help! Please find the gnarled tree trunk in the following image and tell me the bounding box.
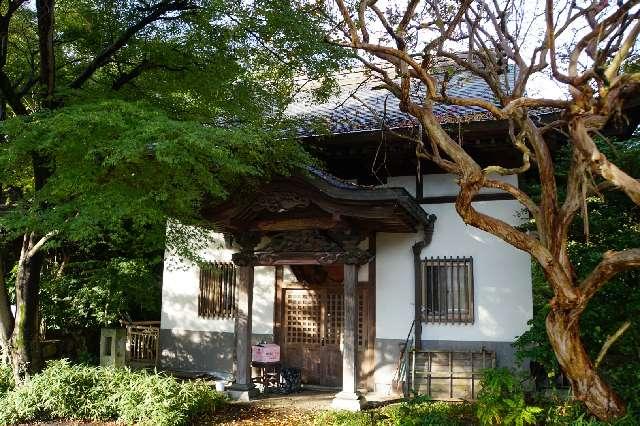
[546,307,626,419]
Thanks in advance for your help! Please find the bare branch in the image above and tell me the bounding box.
[69,0,199,89]
[484,178,540,216]
[595,321,632,369]
[26,230,57,260]
[502,97,570,114]
[580,249,640,306]
[605,19,640,82]
[334,0,360,44]
[571,119,640,206]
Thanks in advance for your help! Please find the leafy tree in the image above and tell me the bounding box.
[0,0,345,382]
[39,258,163,331]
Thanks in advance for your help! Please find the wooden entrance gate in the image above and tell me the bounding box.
[280,285,370,387]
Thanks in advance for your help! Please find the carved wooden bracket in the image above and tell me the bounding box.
[233,231,261,251]
[232,251,258,267]
[231,229,374,266]
[251,192,310,213]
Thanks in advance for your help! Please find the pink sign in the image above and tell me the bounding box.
[251,344,280,363]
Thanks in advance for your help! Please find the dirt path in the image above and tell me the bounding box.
[196,390,334,425]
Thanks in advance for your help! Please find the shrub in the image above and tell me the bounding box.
[313,410,377,426]
[382,395,474,426]
[476,368,541,426]
[0,359,225,426]
[534,392,640,426]
[314,396,475,426]
[0,364,13,395]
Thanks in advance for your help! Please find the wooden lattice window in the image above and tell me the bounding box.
[198,262,237,319]
[285,290,321,344]
[325,292,342,346]
[283,288,368,349]
[422,257,474,324]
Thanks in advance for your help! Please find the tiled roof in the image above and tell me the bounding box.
[287,61,515,136]
[304,167,436,228]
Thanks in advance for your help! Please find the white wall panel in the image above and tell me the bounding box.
[161,229,275,334]
[375,174,532,343]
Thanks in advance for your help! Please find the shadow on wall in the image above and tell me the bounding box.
[161,266,275,334]
[159,328,235,374]
[159,328,275,376]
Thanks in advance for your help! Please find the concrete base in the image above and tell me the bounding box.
[331,391,367,411]
[226,384,259,402]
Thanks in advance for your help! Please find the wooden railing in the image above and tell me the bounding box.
[124,321,160,367]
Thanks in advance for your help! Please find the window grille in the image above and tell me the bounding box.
[422,257,474,324]
[198,262,237,319]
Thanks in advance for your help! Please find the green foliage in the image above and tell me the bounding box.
[0,99,310,254]
[476,368,541,426]
[7,1,348,120]
[313,396,474,426]
[0,359,225,425]
[313,410,376,426]
[534,393,640,425]
[382,395,474,426]
[515,136,640,409]
[0,364,13,395]
[40,257,161,329]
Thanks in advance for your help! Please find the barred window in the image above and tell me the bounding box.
[198,262,237,319]
[422,257,474,324]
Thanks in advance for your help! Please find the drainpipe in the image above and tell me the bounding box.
[412,221,435,351]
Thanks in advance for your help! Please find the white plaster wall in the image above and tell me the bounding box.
[161,230,275,335]
[386,176,416,196]
[386,174,518,198]
[374,175,532,394]
[421,173,518,197]
[375,174,532,343]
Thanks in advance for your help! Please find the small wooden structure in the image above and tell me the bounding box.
[409,349,495,400]
[100,322,160,368]
[124,321,160,368]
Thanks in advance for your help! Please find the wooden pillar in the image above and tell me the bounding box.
[229,232,260,400]
[342,263,358,394]
[332,262,366,410]
[233,264,254,389]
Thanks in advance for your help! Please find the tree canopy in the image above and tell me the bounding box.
[0,0,347,380]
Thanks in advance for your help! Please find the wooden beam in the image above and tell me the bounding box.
[418,193,515,204]
[255,217,338,231]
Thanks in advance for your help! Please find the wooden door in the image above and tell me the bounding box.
[281,285,369,388]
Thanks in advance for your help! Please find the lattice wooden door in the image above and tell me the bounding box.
[282,286,368,387]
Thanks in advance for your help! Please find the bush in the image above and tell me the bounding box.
[314,396,474,426]
[314,410,377,426]
[0,364,13,395]
[476,368,541,425]
[382,395,475,426]
[0,359,225,426]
